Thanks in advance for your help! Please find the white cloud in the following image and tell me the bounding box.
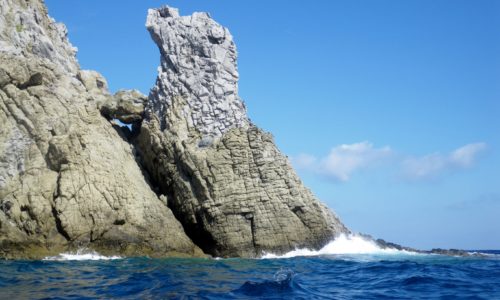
[402,143,487,180]
[293,142,392,182]
[292,141,487,183]
[449,143,487,167]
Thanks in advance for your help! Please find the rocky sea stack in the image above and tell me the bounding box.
[0,0,348,259]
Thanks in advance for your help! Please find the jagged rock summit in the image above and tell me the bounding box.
[0,1,348,259]
[136,6,348,257]
[145,6,249,139]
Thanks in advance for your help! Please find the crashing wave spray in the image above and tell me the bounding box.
[43,249,122,261]
[261,234,415,259]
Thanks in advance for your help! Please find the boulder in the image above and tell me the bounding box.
[101,89,147,124]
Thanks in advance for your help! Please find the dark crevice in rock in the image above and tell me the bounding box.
[45,142,68,172]
[155,158,217,255]
[51,172,70,242]
[191,211,218,255]
[164,56,179,73]
[171,151,219,255]
[51,205,70,242]
[89,214,97,242]
[207,36,218,44]
[95,79,105,89]
[114,219,126,226]
[17,73,43,90]
[245,213,258,254]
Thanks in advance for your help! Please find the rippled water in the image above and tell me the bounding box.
[1,251,499,299]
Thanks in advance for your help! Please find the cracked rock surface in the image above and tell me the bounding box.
[0,0,202,259]
[137,6,348,257]
[0,1,348,259]
[146,6,249,138]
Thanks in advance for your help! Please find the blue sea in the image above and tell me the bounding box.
[1,243,499,299]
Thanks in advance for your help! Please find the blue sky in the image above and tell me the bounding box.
[45,0,500,250]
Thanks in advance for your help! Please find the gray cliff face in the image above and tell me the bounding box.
[0,0,202,258]
[137,6,348,257]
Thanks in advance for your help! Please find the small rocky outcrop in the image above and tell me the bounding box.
[0,0,202,259]
[136,7,348,257]
[101,89,147,125]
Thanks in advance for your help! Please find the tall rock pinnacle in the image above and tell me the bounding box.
[137,6,348,257]
[146,7,249,139]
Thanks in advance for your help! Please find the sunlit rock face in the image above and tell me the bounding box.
[0,0,348,259]
[0,0,202,259]
[137,6,349,258]
[145,6,249,139]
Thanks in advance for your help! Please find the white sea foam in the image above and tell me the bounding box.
[261,234,414,259]
[43,249,122,261]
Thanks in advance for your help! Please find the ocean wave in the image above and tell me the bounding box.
[43,249,122,261]
[261,234,416,259]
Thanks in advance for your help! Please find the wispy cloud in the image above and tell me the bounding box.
[402,143,487,180]
[292,142,392,182]
[292,142,487,183]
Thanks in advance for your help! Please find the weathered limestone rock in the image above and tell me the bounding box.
[1,1,348,259]
[77,70,110,106]
[0,0,78,74]
[137,6,348,257]
[101,89,147,124]
[145,7,249,138]
[0,0,202,259]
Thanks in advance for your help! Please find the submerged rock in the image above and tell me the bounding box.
[136,6,348,257]
[0,0,202,259]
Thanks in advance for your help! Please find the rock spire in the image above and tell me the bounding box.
[136,6,348,257]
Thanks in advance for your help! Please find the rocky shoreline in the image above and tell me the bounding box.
[0,0,347,259]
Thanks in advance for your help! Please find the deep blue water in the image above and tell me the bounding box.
[1,251,499,299]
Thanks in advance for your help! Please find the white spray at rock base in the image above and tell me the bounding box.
[261,234,416,259]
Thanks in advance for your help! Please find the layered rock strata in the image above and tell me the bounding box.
[0,0,202,259]
[136,7,348,257]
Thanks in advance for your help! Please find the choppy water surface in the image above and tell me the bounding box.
[1,237,499,299]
